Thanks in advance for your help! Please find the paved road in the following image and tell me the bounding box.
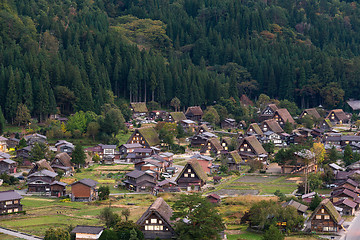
[340,211,360,240]
[0,227,42,240]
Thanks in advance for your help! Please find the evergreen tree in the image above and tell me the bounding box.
[0,107,5,135]
[343,144,353,166]
[72,145,86,168]
[262,225,284,240]
[5,68,18,123]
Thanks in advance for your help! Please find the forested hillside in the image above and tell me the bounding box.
[1,0,360,122]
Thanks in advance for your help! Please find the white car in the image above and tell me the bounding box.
[162,173,172,178]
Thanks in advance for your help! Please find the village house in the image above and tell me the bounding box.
[299,108,321,120]
[221,118,237,129]
[0,152,11,161]
[333,198,357,215]
[71,226,104,240]
[246,123,263,136]
[259,104,278,122]
[302,192,316,203]
[16,146,32,163]
[24,133,47,146]
[137,197,176,239]
[185,106,203,121]
[330,188,360,204]
[273,108,295,128]
[28,159,55,175]
[50,181,67,197]
[6,138,19,149]
[237,136,268,166]
[309,199,344,232]
[118,143,143,158]
[0,136,8,152]
[200,138,223,156]
[55,140,74,154]
[279,149,317,174]
[159,152,174,162]
[329,163,345,175]
[207,193,221,204]
[50,152,73,175]
[27,169,58,193]
[127,127,160,148]
[221,137,232,151]
[126,148,155,163]
[0,190,23,215]
[190,132,217,147]
[261,119,283,134]
[176,159,207,191]
[181,119,197,133]
[261,131,283,147]
[281,199,308,216]
[149,110,168,120]
[124,170,157,192]
[324,135,360,149]
[155,180,180,193]
[320,119,333,131]
[221,151,242,171]
[167,112,187,123]
[196,124,211,135]
[326,109,351,125]
[71,179,98,202]
[0,159,17,174]
[130,102,148,118]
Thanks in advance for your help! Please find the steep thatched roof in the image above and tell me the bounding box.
[228,150,242,164]
[29,159,55,175]
[222,137,232,146]
[247,123,263,136]
[52,152,72,167]
[240,136,267,155]
[138,127,160,146]
[309,199,343,225]
[326,109,349,121]
[177,159,207,182]
[275,109,295,124]
[170,112,187,122]
[208,138,223,152]
[130,102,148,113]
[301,108,321,119]
[185,106,203,116]
[262,119,283,133]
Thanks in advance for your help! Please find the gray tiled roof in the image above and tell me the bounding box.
[0,190,22,201]
[71,225,104,234]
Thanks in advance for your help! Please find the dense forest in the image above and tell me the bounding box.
[1,0,360,122]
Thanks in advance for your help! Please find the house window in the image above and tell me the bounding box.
[5,201,12,205]
[13,200,18,204]
[184,174,188,177]
[146,220,148,224]
[188,169,191,173]
[323,227,329,232]
[146,226,154,230]
[240,148,244,151]
[316,215,321,219]
[321,209,324,213]
[244,144,247,147]
[13,208,18,212]
[247,148,251,152]
[191,174,195,178]
[159,220,162,224]
[151,219,157,224]
[7,209,12,213]
[324,215,330,220]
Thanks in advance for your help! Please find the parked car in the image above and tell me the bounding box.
[162,172,172,178]
[166,167,178,174]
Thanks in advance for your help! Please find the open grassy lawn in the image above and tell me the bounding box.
[0,194,160,237]
[61,164,134,194]
[227,232,262,240]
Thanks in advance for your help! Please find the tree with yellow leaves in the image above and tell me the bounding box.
[311,142,326,167]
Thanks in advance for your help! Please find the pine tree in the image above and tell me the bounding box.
[0,107,5,135]
[5,68,18,124]
[23,73,33,112]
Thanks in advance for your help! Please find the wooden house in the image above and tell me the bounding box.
[333,198,357,215]
[273,109,295,128]
[309,199,344,232]
[185,106,203,121]
[207,194,221,204]
[50,181,67,197]
[330,188,360,203]
[27,170,58,193]
[119,143,143,158]
[246,123,263,136]
[125,148,155,163]
[70,179,98,202]
[299,108,321,120]
[302,192,316,203]
[55,140,74,154]
[190,132,217,148]
[137,197,176,239]
[176,160,207,191]
[320,119,333,131]
[0,190,23,215]
[237,136,268,164]
[200,138,223,155]
[130,102,148,117]
[168,112,187,123]
[326,109,350,125]
[0,159,17,174]
[50,152,73,175]
[16,146,32,163]
[281,199,308,216]
[279,149,317,174]
[221,151,242,171]
[261,131,283,146]
[0,136,8,152]
[124,170,156,192]
[155,180,180,193]
[259,104,278,122]
[149,110,168,120]
[221,137,232,151]
[261,119,283,134]
[221,118,237,129]
[71,226,104,240]
[6,138,19,149]
[181,120,197,133]
[127,127,160,148]
[24,133,47,146]
[28,159,55,175]
[196,124,211,135]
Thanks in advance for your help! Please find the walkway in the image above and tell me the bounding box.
[0,227,42,240]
